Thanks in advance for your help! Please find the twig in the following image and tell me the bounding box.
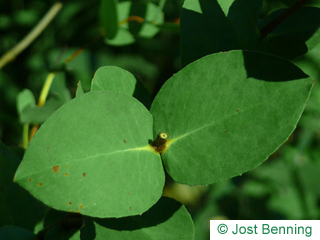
[22,123,29,149]
[260,0,310,39]
[0,2,63,69]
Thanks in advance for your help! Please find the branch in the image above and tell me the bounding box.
[260,0,310,39]
[0,2,63,69]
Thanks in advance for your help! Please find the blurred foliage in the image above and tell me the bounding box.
[0,0,320,239]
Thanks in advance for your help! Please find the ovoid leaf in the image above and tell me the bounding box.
[15,91,164,218]
[151,50,313,185]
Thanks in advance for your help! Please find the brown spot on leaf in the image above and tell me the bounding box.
[47,147,50,150]
[52,165,60,173]
[237,109,239,112]
[70,210,74,212]
[29,178,33,182]
[83,173,86,177]
[66,165,69,168]
[77,210,81,213]
[80,204,83,209]
[225,130,228,133]
[38,183,43,186]
[129,207,132,210]
[67,201,72,206]
[64,173,68,177]
[128,192,131,195]
[123,140,126,143]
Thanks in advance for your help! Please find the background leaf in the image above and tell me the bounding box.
[15,91,164,218]
[0,142,45,231]
[258,6,320,59]
[91,66,151,108]
[180,0,238,67]
[81,197,195,240]
[106,1,164,46]
[100,0,118,39]
[17,89,36,116]
[151,50,313,185]
[181,0,320,66]
[0,225,36,240]
[19,94,64,124]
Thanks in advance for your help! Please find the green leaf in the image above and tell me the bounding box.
[42,209,81,240]
[0,226,36,240]
[17,89,36,115]
[91,66,151,108]
[258,7,320,59]
[81,197,195,240]
[180,0,238,66]
[100,0,119,39]
[14,91,164,218]
[76,81,84,98]
[0,142,45,231]
[106,1,164,46]
[19,94,64,124]
[151,50,313,185]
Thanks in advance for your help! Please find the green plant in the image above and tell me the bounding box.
[1,0,320,239]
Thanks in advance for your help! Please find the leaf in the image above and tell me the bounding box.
[17,89,36,115]
[0,226,36,240]
[81,197,195,240]
[180,0,238,66]
[19,94,64,124]
[76,81,84,98]
[100,0,118,39]
[151,50,313,185]
[14,91,164,218]
[0,142,45,231]
[106,1,164,46]
[91,66,151,108]
[258,7,320,59]
[42,209,81,240]
[181,1,320,66]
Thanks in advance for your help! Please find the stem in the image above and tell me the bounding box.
[0,2,63,69]
[38,72,56,107]
[260,0,310,39]
[22,123,29,149]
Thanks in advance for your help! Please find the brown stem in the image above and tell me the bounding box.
[260,0,310,39]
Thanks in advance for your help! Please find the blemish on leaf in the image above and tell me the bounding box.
[80,204,83,209]
[49,159,52,161]
[29,178,33,182]
[67,201,72,206]
[123,140,126,143]
[83,173,86,177]
[77,210,81,213]
[52,165,60,173]
[128,192,131,195]
[47,147,50,150]
[66,165,69,168]
[236,109,239,112]
[64,173,68,177]
[129,207,132,210]
[225,130,228,133]
[70,210,74,213]
[38,183,43,186]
